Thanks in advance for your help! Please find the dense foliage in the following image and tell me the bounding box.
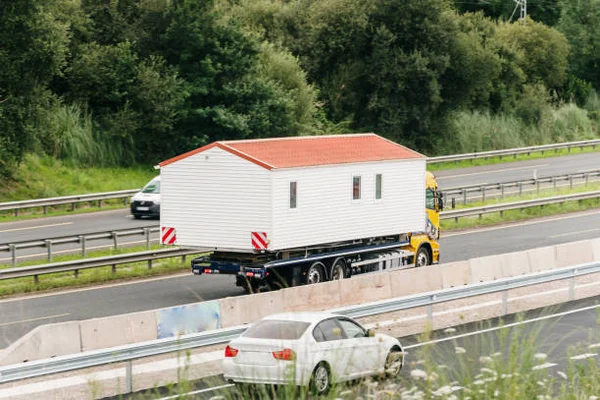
[0,0,598,178]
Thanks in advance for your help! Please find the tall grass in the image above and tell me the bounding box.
[440,102,597,155]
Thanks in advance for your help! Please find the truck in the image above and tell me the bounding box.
[158,133,443,292]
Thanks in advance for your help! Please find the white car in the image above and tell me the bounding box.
[222,312,404,395]
[130,176,160,219]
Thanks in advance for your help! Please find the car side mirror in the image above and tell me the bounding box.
[366,328,375,337]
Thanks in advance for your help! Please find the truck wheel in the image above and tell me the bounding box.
[330,258,346,280]
[307,262,326,284]
[415,246,431,267]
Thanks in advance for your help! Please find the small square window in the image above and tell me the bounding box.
[290,181,297,208]
[375,174,382,199]
[353,176,361,200]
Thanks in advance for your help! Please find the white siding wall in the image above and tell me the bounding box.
[161,147,271,251]
[270,160,426,250]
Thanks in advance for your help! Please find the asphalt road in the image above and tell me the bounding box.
[1,209,599,348]
[434,151,600,189]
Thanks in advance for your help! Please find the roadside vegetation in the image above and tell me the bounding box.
[1,0,599,183]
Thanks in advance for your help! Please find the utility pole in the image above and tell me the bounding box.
[512,0,527,24]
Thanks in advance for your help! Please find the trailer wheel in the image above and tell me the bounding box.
[330,258,346,280]
[415,246,431,267]
[307,262,326,285]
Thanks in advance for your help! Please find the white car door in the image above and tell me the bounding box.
[336,318,381,377]
[311,319,354,382]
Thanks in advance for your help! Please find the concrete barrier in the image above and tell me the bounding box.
[390,265,443,297]
[555,240,594,267]
[500,250,531,277]
[80,311,157,352]
[439,261,470,288]
[0,321,81,365]
[470,254,504,282]
[220,290,285,328]
[341,271,392,306]
[591,238,600,261]
[527,245,556,272]
[283,280,341,312]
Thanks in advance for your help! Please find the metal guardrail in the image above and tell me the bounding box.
[443,170,600,206]
[440,190,600,221]
[428,139,600,163]
[0,227,160,267]
[1,260,598,385]
[0,248,202,282]
[0,189,139,216]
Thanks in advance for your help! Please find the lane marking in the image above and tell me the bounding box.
[443,209,600,237]
[0,222,73,234]
[437,164,548,180]
[156,384,235,400]
[549,228,600,239]
[0,312,71,327]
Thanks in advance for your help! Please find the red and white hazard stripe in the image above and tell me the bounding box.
[161,227,177,245]
[251,231,268,250]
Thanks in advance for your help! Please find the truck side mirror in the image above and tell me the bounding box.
[437,192,444,211]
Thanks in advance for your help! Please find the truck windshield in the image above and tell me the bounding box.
[426,188,435,210]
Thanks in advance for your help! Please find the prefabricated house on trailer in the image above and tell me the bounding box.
[159,133,443,290]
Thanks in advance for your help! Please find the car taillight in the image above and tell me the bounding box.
[272,348,296,361]
[203,268,212,274]
[224,345,239,357]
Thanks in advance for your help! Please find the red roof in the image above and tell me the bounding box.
[159,133,424,169]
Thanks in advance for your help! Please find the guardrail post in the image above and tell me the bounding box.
[125,360,133,393]
[79,235,87,257]
[569,270,576,300]
[71,202,76,212]
[124,197,129,206]
[552,177,556,189]
[585,173,589,187]
[148,260,153,270]
[74,269,79,278]
[181,255,187,264]
[501,184,505,199]
[112,232,118,250]
[9,244,16,267]
[45,240,52,262]
[34,275,39,284]
[502,291,508,315]
[98,199,102,209]
[481,187,486,202]
[451,197,455,209]
[569,175,573,189]
[14,208,18,217]
[518,182,523,196]
[112,264,117,274]
[43,206,47,215]
[536,180,540,194]
[145,228,150,249]
[427,295,434,321]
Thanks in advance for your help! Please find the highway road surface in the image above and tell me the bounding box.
[1,209,599,348]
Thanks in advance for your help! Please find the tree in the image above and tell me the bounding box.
[0,0,71,177]
[557,0,600,91]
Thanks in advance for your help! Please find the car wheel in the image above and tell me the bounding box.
[384,347,404,377]
[310,362,331,395]
[415,246,431,267]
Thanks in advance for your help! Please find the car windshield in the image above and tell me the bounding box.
[142,179,160,194]
[243,319,310,340]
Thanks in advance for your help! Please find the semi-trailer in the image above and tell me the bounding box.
[158,133,443,292]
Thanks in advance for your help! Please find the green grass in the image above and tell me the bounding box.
[0,244,204,297]
[0,153,156,202]
[428,145,600,171]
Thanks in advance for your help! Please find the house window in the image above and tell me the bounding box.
[290,181,297,209]
[375,174,382,199]
[352,176,361,200]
